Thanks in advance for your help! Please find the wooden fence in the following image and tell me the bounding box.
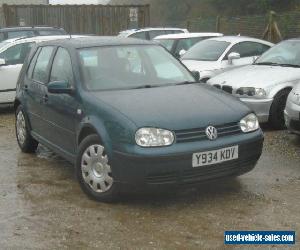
[2,4,150,35]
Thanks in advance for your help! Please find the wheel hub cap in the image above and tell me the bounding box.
[16,111,26,145]
[81,144,113,193]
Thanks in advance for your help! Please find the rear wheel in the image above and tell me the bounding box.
[76,134,118,202]
[15,105,38,153]
[269,89,291,129]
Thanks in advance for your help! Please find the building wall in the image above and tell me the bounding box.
[0,0,48,27]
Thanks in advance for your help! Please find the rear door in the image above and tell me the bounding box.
[25,46,56,137]
[0,42,34,104]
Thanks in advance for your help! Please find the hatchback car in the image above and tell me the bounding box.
[0,26,67,42]
[15,37,263,201]
[181,36,273,82]
[118,27,188,40]
[0,35,84,105]
[208,39,300,129]
[285,83,300,135]
[154,32,223,58]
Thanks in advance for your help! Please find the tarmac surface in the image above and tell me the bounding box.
[0,108,299,249]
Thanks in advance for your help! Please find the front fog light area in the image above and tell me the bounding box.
[135,128,175,147]
[240,113,260,133]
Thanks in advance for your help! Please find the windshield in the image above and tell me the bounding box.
[182,40,230,61]
[255,41,300,67]
[78,45,195,91]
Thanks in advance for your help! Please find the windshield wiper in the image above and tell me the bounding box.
[277,63,300,68]
[255,62,300,68]
[132,84,157,89]
[175,81,197,86]
[254,62,280,66]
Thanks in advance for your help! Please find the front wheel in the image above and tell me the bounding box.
[76,134,119,202]
[269,89,291,130]
[15,105,38,153]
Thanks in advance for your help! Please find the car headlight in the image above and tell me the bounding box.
[240,113,260,133]
[135,128,174,147]
[291,92,300,105]
[236,87,266,97]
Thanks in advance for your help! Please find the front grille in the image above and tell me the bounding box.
[213,84,233,94]
[175,122,241,143]
[146,157,257,185]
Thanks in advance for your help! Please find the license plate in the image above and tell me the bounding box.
[192,146,239,167]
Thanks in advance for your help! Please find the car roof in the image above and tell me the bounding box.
[154,32,223,40]
[119,27,188,35]
[206,35,274,45]
[0,26,64,32]
[0,35,86,52]
[38,36,155,48]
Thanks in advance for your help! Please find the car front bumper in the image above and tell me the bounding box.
[284,100,300,135]
[111,130,264,191]
[239,97,273,123]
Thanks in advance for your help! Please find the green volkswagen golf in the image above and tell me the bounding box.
[14,37,263,202]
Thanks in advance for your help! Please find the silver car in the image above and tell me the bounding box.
[285,83,300,135]
[208,39,300,129]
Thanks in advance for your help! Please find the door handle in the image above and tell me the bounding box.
[43,94,48,103]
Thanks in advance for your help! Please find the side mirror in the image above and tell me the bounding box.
[179,49,187,57]
[228,52,240,64]
[48,80,73,94]
[0,58,6,66]
[191,71,200,82]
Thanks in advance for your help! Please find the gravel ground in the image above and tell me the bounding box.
[0,107,299,249]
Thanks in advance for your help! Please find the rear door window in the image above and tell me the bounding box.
[227,42,271,58]
[32,46,55,83]
[50,47,73,84]
[129,31,147,40]
[7,30,35,39]
[0,42,34,65]
[149,30,166,40]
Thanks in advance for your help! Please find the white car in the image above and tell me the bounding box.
[208,39,300,129]
[0,35,84,104]
[154,32,223,58]
[118,27,188,40]
[181,36,274,82]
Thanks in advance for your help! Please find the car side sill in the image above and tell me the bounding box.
[31,131,76,164]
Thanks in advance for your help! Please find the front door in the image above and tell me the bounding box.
[43,47,78,155]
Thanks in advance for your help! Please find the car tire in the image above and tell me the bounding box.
[76,134,118,202]
[269,89,291,130]
[15,105,38,153]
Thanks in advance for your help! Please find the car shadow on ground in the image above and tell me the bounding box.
[0,105,14,114]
